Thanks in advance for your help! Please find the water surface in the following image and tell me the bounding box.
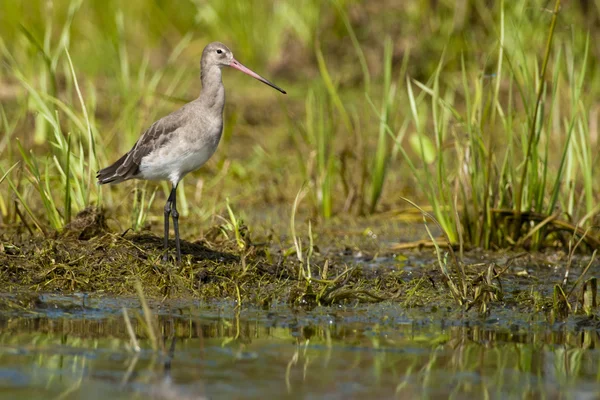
[0,293,599,399]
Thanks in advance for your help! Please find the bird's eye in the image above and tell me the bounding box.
[216,49,222,54]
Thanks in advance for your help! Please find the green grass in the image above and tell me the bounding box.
[386,0,599,249]
[0,0,598,252]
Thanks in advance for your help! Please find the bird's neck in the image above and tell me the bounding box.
[199,65,225,113]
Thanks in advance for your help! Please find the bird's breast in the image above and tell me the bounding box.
[139,122,223,185]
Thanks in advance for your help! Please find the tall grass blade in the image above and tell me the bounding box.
[512,0,562,239]
[369,36,394,213]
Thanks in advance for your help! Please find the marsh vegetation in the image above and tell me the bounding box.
[1,0,600,396]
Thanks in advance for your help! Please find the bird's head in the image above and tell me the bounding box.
[201,42,286,94]
[202,42,234,68]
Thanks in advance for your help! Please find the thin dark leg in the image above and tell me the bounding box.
[163,187,176,262]
[171,185,182,263]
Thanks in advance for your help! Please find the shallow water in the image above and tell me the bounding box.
[0,293,599,399]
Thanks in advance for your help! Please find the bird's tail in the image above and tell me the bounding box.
[96,153,129,185]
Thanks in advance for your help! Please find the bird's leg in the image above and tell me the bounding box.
[171,185,182,263]
[163,187,176,263]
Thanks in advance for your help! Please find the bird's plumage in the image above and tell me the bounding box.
[96,41,285,262]
[97,98,224,186]
[97,44,230,186]
[96,108,185,184]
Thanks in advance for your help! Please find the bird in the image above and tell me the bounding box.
[96,42,286,263]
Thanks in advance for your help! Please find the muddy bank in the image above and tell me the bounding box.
[2,210,598,324]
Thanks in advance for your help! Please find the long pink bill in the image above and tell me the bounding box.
[229,59,286,94]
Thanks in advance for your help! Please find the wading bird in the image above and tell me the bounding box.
[97,42,286,262]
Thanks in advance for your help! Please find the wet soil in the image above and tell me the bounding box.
[2,207,598,320]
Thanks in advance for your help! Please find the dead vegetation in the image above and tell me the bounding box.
[0,207,598,325]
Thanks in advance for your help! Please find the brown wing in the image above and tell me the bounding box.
[96,109,185,184]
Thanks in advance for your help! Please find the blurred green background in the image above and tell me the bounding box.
[1,0,598,248]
